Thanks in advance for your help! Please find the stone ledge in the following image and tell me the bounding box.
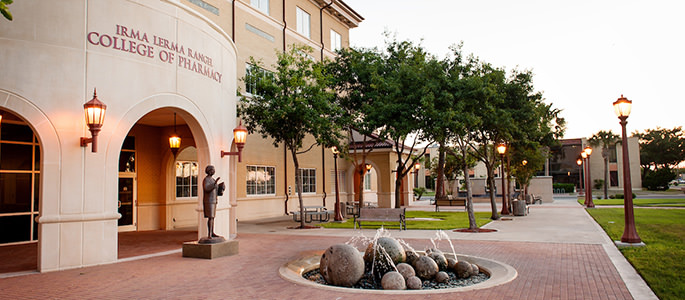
[183,239,239,259]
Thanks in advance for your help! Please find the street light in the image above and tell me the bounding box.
[583,146,595,208]
[613,95,642,245]
[497,143,509,215]
[331,146,343,221]
[576,158,584,195]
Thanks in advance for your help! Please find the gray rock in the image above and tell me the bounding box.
[319,244,365,287]
[428,251,448,271]
[470,263,480,276]
[406,275,423,290]
[413,256,439,279]
[396,263,415,280]
[405,250,421,266]
[381,271,406,290]
[435,271,449,283]
[454,260,473,278]
[446,257,458,270]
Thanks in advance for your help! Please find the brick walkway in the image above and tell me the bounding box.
[0,233,632,299]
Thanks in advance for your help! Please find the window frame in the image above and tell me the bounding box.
[330,29,342,51]
[246,165,276,196]
[296,7,311,38]
[245,63,274,96]
[297,168,316,194]
[250,0,269,15]
[175,161,199,199]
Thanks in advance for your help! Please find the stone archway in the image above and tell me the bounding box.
[0,90,61,273]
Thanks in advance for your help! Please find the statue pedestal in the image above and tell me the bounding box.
[182,239,239,259]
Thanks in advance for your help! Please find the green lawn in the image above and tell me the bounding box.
[320,210,491,230]
[577,198,685,207]
[586,208,685,300]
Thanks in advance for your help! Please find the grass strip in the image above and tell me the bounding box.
[577,198,685,207]
[320,210,491,230]
[586,208,685,300]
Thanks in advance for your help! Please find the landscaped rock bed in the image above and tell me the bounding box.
[304,268,489,290]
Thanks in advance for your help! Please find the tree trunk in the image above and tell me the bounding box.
[487,163,499,220]
[461,146,477,229]
[291,150,305,228]
[435,143,446,199]
[394,163,404,208]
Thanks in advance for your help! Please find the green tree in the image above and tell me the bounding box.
[635,127,685,174]
[238,45,343,228]
[588,130,619,199]
[363,38,432,208]
[326,47,385,207]
[1,0,12,21]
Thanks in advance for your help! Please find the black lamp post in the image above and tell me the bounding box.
[583,146,595,208]
[577,158,584,195]
[331,146,343,221]
[497,143,509,215]
[613,95,642,244]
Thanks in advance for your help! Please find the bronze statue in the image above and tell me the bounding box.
[200,165,225,244]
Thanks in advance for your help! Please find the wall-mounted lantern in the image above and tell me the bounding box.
[221,121,248,162]
[80,88,107,152]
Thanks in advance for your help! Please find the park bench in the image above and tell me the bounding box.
[354,207,406,230]
[434,195,466,212]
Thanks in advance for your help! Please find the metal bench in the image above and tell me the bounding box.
[434,195,466,212]
[354,207,406,230]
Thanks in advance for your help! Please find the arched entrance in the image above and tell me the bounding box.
[0,108,41,273]
[114,107,207,258]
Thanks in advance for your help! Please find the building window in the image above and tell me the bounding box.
[610,170,619,187]
[330,170,346,193]
[297,168,316,194]
[330,30,342,51]
[608,145,618,163]
[250,0,269,15]
[296,7,310,38]
[364,172,371,191]
[245,64,273,96]
[176,161,199,198]
[0,110,40,244]
[247,165,276,195]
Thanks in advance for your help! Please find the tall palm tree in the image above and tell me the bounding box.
[588,130,619,199]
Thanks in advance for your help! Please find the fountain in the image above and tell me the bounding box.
[279,228,518,293]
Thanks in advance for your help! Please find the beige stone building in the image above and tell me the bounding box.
[0,0,425,273]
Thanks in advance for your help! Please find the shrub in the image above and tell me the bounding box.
[613,193,637,199]
[593,179,604,190]
[643,168,677,191]
[413,187,426,200]
[553,183,575,193]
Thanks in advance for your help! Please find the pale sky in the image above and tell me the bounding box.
[343,0,684,139]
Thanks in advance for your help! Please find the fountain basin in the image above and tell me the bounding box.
[279,251,517,294]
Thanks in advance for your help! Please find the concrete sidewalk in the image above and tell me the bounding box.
[0,196,657,299]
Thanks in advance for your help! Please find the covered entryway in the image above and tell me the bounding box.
[115,108,202,256]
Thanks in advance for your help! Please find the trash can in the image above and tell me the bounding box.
[512,199,527,216]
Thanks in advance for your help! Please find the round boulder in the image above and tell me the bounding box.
[428,251,448,271]
[470,263,480,276]
[435,271,449,283]
[406,275,423,290]
[454,260,473,279]
[381,271,406,290]
[405,250,421,266]
[446,257,458,270]
[319,244,365,287]
[396,263,415,280]
[413,256,439,279]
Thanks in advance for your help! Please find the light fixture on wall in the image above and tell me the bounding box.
[221,121,248,162]
[365,163,372,172]
[80,88,107,152]
[169,112,181,156]
[414,162,421,171]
